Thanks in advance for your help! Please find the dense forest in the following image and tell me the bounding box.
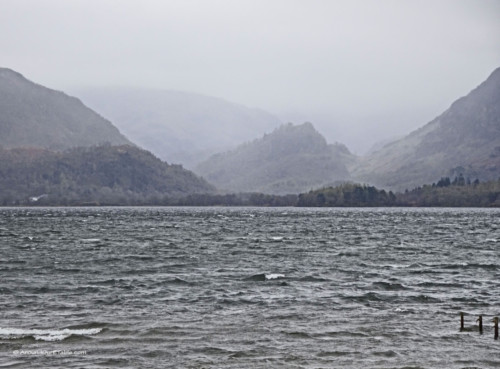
[0,145,214,206]
[296,177,500,207]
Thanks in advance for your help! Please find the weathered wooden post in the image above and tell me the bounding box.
[460,312,465,331]
[477,315,483,334]
[494,317,499,340]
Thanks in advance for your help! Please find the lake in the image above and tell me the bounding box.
[1,207,499,368]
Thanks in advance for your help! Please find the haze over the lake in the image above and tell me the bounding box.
[1,0,499,153]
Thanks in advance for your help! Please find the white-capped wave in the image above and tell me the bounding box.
[0,327,102,341]
[265,273,285,280]
[81,238,101,243]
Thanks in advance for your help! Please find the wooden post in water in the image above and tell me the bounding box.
[494,317,499,340]
[477,315,483,334]
[460,312,465,331]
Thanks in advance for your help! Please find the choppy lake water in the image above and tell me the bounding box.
[1,207,499,368]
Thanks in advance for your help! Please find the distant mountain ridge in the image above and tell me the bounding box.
[0,68,217,204]
[72,87,282,168]
[195,122,354,194]
[4,65,499,198]
[0,68,132,150]
[352,67,500,190]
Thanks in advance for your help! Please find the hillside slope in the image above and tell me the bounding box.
[352,67,500,190]
[73,87,282,168]
[0,68,132,150]
[195,122,354,194]
[0,145,214,205]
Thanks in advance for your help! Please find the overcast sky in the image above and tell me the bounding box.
[1,0,499,153]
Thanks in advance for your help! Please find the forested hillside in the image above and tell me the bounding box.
[0,145,214,205]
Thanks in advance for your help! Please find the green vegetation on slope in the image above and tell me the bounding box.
[2,157,499,207]
[0,145,214,205]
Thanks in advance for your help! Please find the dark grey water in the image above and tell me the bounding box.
[1,207,499,368]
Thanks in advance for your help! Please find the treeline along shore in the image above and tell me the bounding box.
[165,178,500,207]
[5,175,500,207]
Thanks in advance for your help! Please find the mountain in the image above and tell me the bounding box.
[0,68,132,150]
[72,87,282,169]
[0,145,214,205]
[194,122,354,195]
[352,67,500,191]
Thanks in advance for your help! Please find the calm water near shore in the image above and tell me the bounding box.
[1,207,499,368]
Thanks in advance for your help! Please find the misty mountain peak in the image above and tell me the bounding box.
[195,122,353,194]
[446,65,500,117]
[261,122,329,155]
